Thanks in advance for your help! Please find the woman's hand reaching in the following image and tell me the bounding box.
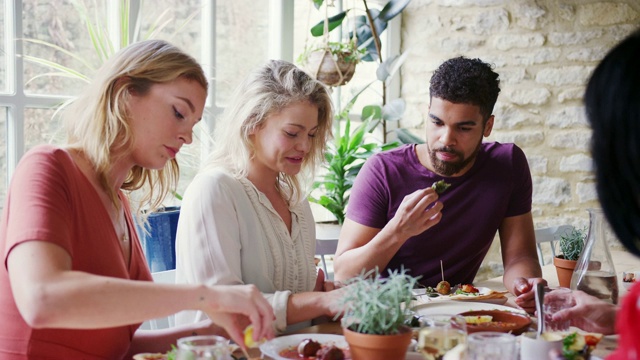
[201,284,275,350]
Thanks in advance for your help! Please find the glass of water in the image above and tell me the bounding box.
[175,335,233,360]
[466,331,517,360]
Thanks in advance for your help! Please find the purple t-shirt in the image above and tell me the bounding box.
[346,142,532,287]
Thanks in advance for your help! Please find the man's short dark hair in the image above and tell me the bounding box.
[429,56,500,120]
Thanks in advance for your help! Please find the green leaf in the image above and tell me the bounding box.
[382,99,406,122]
[395,128,425,144]
[310,11,348,37]
[379,0,413,21]
[312,0,324,10]
[361,105,382,121]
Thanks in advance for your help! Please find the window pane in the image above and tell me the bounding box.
[24,107,63,151]
[0,107,7,206]
[0,2,6,93]
[215,1,269,107]
[22,0,105,96]
[137,0,203,61]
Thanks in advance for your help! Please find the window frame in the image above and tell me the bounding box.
[0,0,297,193]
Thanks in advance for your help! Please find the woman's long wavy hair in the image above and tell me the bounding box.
[204,60,333,204]
[64,39,208,213]
[585,29,640,256]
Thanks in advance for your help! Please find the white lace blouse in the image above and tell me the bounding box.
[174,168,317,332]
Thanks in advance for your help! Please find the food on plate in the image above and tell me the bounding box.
[623,272,636,282]
[561,332,603,360]
[316,345,346,360]
[448,286,509,301]
[436,280,451,295]
[431,180,451,194]
[463,315,493,325]
[278,339,349,360]
[459,310,532,335]
[298,338,322,357]
[457,284,479,294]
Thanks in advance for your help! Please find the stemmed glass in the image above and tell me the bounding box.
[417,314,467,360]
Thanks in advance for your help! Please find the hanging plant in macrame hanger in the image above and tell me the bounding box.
[304,0,359,87]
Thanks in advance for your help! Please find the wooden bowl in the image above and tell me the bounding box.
[459,310,532,335]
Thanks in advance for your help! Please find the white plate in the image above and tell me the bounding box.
[259,334,347,360]
[412,300,527,317]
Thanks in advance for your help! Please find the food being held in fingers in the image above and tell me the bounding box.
[436,280,451,295]
[298,338,322,357]
[243,325,266,348]
[431,180,451,194]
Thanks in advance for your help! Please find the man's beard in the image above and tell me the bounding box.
[428,141,482,176]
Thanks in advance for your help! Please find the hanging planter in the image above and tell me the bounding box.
[306,47,357,87]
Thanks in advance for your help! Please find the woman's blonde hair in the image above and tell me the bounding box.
[205,60,333,204]
[65,39,208,212]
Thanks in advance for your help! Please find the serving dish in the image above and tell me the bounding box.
[459,309,532,335]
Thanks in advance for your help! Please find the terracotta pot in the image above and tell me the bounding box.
[305,49,357,87]
[342,325,412,360]
[553,255,577,288]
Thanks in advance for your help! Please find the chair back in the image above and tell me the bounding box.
[534,225,575,266]
[315,224,341,280]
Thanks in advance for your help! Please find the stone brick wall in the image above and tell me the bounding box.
[399,0,640,278]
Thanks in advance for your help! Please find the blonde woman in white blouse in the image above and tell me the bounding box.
[175,60,342,333]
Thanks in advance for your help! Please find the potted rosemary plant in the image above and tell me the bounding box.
[553,227,587,287]
[338,268,418,360]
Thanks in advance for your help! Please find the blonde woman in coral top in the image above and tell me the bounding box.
[0,40,274,360]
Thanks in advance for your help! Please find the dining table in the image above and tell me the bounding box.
[257,249,640,360]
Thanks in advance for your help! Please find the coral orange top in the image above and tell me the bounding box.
[0,145,152,359]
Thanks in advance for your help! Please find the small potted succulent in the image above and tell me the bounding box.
[337,268,418,360]
[553,227,587,287]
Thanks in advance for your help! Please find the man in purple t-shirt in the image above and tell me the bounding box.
[333,56,545,313]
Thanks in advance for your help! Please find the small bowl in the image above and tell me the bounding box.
[622,271,639,290]
[459,310,532,335]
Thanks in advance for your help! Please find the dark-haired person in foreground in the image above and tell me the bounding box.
[333,56,544,313]
[547,29,640,359]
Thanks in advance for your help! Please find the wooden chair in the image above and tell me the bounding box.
[139,269,176,330]
[534,225,575,266]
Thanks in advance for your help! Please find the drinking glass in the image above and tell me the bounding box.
[544,287,575,331]
[466,332,517,360]
[175,335,233,360]
[417,314,467,360]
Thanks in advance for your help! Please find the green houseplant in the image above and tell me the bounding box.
[309,92,399,225]
[300,0,411,88]
[338,268,418,360]
[553,227,587,287]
